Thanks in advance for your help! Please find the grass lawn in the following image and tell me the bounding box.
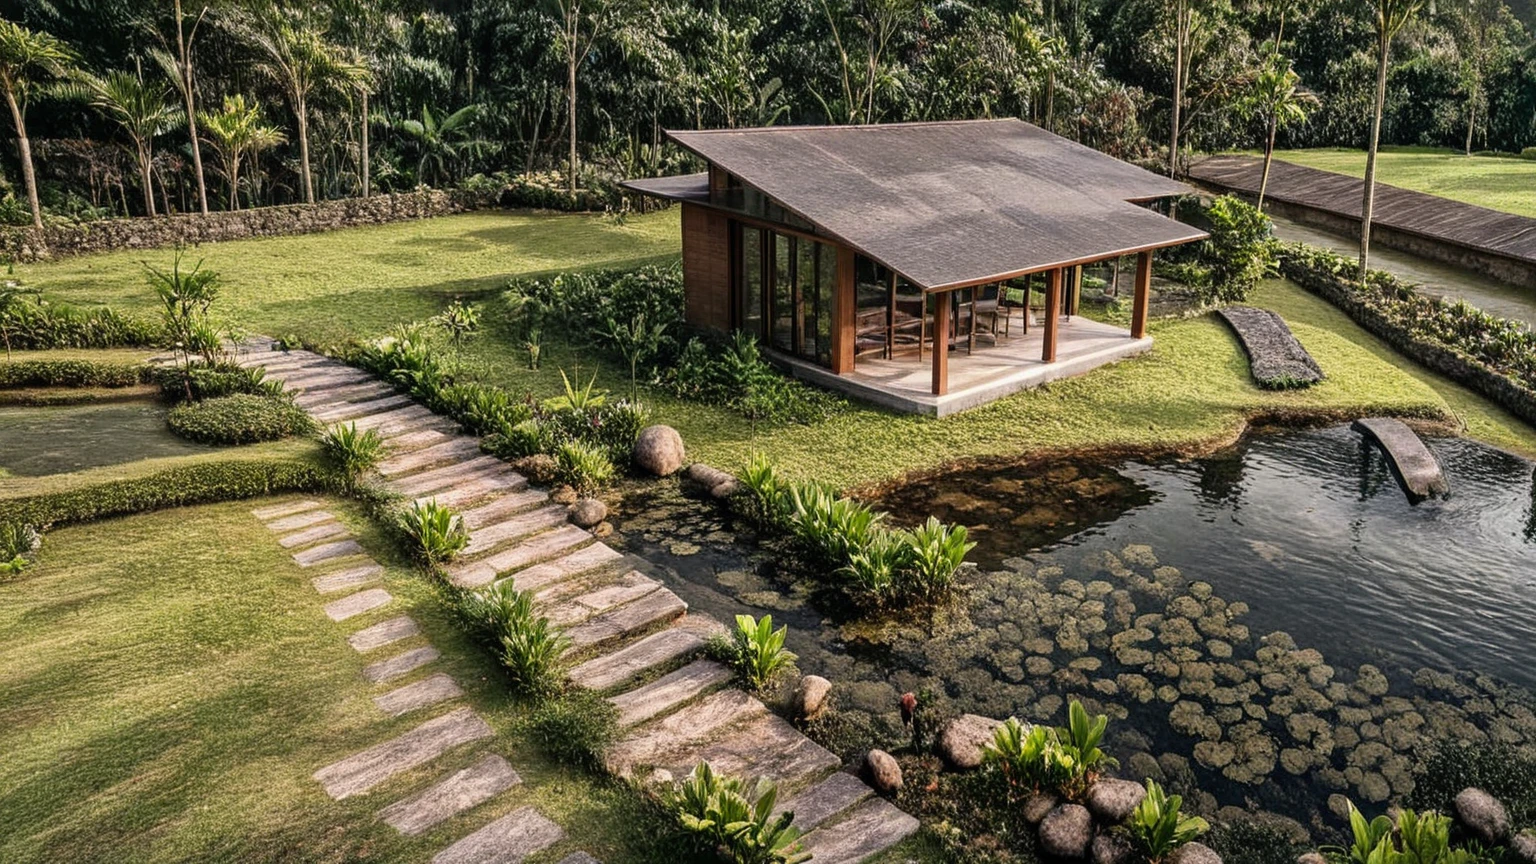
[0,496,673,864]
[1261,146,1536,219]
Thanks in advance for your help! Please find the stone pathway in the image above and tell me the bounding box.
[238,342,918,862]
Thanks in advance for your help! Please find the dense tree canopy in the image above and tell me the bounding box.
[0,0,1530,220]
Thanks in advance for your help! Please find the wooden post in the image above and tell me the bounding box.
[932,292,949,395]
[1132,251,1152,339]
[830,245,856,373]
[1043,268,1061,363]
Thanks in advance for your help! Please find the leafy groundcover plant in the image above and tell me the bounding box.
[321,422,386,490]
[664,761,808,864]
[718,613,796,691]
[166,392,313,444]
[397,500,469,564]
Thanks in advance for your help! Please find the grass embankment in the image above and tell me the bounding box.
[0,497,667,864]
[13,207,1536,489]
[1264,146,1536,219]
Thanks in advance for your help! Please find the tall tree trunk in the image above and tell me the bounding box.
[1169,0,1185,177]
[176,0,208,214]
[138,142,157,216]
[297,92,314,204]
[1359,28,1390,279]
[567,49,578,196]
[360,89,370,197]
[1465,98,1475,156]
[4,88,43,229]
[1259,115,1278,206]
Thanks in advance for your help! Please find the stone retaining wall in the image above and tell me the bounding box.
[0,189,494,262]
[1280,256,1536,428]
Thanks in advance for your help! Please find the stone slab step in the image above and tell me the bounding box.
[295,381,397,409]
[279,521,349,549]
[379,437,484,478]
[389,457,519,498]
[266,509,336,533]
[277,365,371,386]
[664,712,841,794]
[379,753,522,837]
[247,353,327,373]
[386,428,452,450]
[313,706,493,800]
[312,393,414,424]
[563,588,688,654]
[461,490,554,531]
[772,771,874,833]
[462,506,569,558]
[499,543,626,594]
[609,660,733,729]
[545,571,661,628]
[313,563,384,594]
[349,616,420,652]
[604,688,766,779]
[324,588,393,622]
[415,473,525,511]
[446,526,595,588]
[797,798,921,864]
[252,499,321,521]
[364,646,442,684]
[431,806,564,864]
[569,628,706,691]
[294,539,365,567]
[375,673,463,717]
[355,410,458,440]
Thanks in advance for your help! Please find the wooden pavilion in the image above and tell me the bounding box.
[624,119,1207,415]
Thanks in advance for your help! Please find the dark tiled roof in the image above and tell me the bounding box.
[632,119,1206,290]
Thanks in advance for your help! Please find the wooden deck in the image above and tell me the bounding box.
[1189,156,1536,277]
[777,316,1151,416]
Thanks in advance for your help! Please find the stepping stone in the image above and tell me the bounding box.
[375,673,463,717]
[279,366,371,387]
[313,563,384,594]
[499,543,625,593]
[461,490,554,530]
[314,706,493,800]
[796,798,920,864]
[266,509,336,533]
[569,628,706,691]
[604,689,766,779]
[379,754,522,836]
[415,473,527,511]
[563,588,688,653]
[279,521,349,549]
[609,660,733,728]
[324,588,393,622]
[462,506,569,557]
[296,383,398,410]
[447,526,594,588]
[379,437,483,477]
[350,616,420,652]
[773,771,874,832]
[312,393,414,423]
[364,646,442,684]
[431,806,564,864]
[669,712,840,792]
[389,457,519,498]
[546,571,661,627]
[294,539,365,567]
[557,855,601,864]
[252,499,321,521]
[387,428,453,450]
[352,405,442,434]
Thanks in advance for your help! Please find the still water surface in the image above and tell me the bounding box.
[0,401,218,476]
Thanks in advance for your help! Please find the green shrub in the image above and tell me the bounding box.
[724,613,796,691]
[0,522,41,578]
[398,500,470,564]
[735,452,790,530]
[456,580,570,697]
[554,439,615,495]
[1321,802,1499,864]
[897,517,974,602]
[1166,194,1277,304]
[432,300,481,349]
[667,332,846,425]
[150,362,281,402]
[980,700,1117,802]
[0,296,162,350]
[524,690,618,771]
[1520,147,1536,161]
[836,530,910,599]
[786,480,883,571]
[321,422,386,490]
[664,762,808,864]
[0,359,146,389]
[1128,780,1210,864]
[167,393,313,444]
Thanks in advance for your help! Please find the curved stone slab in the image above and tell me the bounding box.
[1353,417,1449,500]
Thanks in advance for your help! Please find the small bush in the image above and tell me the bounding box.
[1165,194,1277,304]
[555,439,615,495]
[398,500,470,564]
[321,422,386,489]
[0,522,42,578]
[664,762,807,864]
[456,580,570,697]
[981,700,1117,803]
[0,359,147,389]
[897,517,975,602]
[167,393,312,444]
[1128,780,1210,863]
[725,613,796,691]
[524,690,618,771]
[1520,147,1536,161]
[0,297,162,350]
[734,453,790,530]
[150,362,280,402]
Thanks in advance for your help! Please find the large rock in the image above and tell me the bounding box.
[1454,788,1510,845]
[939,714,1003,771]
[1170,842,1223,864]
[795,675,833,721]
[1092,832,1136,864]
[864,749,902,794]
[1038,803,1093,859]
[1297,854,1329,864]
[1086,778,1147,824]
[1510,831,1536,864]
[568,498,607,528]
[634,425,685,477]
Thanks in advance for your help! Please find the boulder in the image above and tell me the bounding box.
[939,714,1004,771]
[1038,804,1094,859]
[1085,778,1147,824]
[711,479,741,499]
[1453,787,1510,845]
[1170,842,1223,864]
[1023,792,1060,824]
[685,462,735,490]
[795,675,833,721]
[864,749,902,794]
[1091,831,1136,864]
[568,498,608,528]
[1297,854,1329,864]
[634,425,685,477]
[1509,831,1536,864]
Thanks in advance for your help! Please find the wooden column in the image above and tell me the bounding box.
[830,245,856,374]
[1042,268,1061,363]
[932,292,949,395]
[1132,250,1152,339]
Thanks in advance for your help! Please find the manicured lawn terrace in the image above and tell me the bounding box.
[1263,146,1536,219]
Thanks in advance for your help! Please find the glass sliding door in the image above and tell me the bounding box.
[738,225,764,339]
[797,238,818,361]
[735,225,840,369]
[771,233,794,353]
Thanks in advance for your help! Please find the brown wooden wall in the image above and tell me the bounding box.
[681,203,732,331]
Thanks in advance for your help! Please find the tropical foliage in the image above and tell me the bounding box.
[320,421,386,489]
[722,613,797,691]
[455,580,570,698]
[397,499,470,563]
[664,761,808,864]
[1128,780,1211,863]
[980,700,1119,803]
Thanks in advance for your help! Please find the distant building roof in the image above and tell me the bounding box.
[626,119,1206,291]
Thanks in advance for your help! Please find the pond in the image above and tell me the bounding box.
[0,401,220,477]
[612,425,1536,832]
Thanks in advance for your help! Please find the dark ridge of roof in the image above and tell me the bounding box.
[622,173,709,202]
[1190,155,1536,265]
[649,120,1205,290]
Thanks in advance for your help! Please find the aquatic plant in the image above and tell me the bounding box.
[1058,699,1117,792]
[665,761,808,864]
[321,422,386,490]
[836,530,909,599]
[737,452,790,530]
[982,718,1076,795]
[896,516,974,601]
[728,613,797,691]
[1128,780,1210,863]
[398,500,469,564]
[785,480,882,570]
[1322,802,1500,864]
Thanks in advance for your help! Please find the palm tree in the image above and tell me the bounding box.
[1358,0,1426,278]
[199,94,285,210]
[0,21,76,229]
[396,105,486,187]
[548,0,642,195]
[79,67,181,217]
[1244,53,1319,207]
[229,6,367,204]
[151,0,211,214]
